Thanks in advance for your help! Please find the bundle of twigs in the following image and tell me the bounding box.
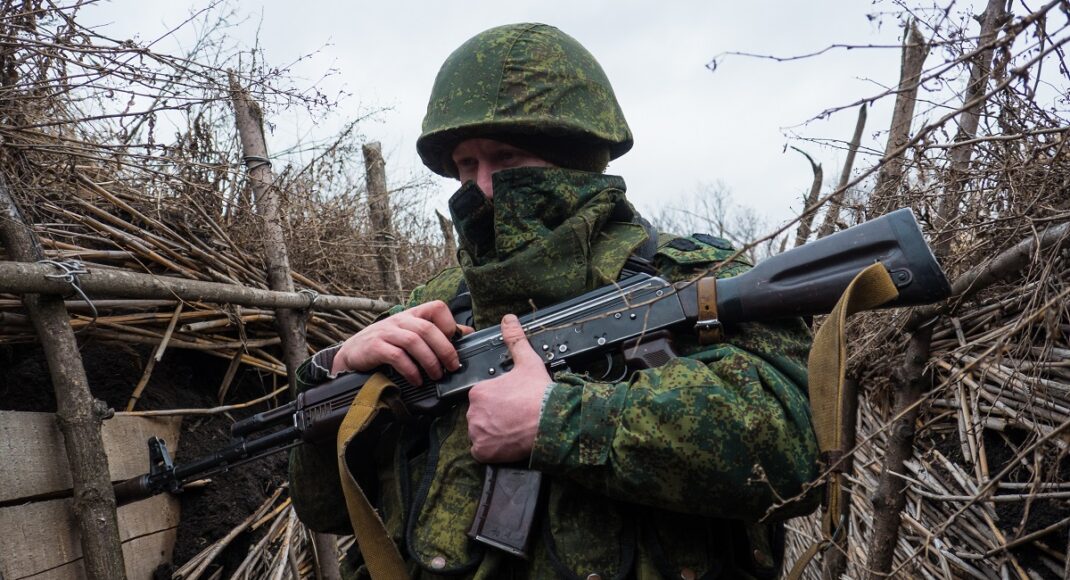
[777,1,1070,577]
[172,485,323,580]
[0,169,386,408]
[787,264,1070,579]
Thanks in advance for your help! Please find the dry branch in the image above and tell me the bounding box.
[125,302,184,411]
[116,384,289,418]
[0,260,393,312]
[792,147,823,247]
[909,220,1070,329]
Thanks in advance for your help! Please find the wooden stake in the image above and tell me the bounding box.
[817,104,867,239]
[0,178,128,579]
[362,141,405,303]
[228,71,310,396]
[872,21,930,215]
[229,70,344,580]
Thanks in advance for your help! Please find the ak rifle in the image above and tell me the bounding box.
[114,208,951,514]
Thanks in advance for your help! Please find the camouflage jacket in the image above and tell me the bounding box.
[289,168,820,579]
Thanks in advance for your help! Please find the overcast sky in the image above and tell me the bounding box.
[82,1,992,230]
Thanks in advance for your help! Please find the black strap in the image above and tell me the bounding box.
[618,216,660,279]
[448,280,474,327]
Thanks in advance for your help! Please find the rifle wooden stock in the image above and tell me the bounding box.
[715,208,950,323]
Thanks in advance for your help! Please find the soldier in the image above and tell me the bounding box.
[291,23,819,579]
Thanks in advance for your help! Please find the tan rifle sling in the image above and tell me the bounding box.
[336,372,409,579]
[786,262,899,580]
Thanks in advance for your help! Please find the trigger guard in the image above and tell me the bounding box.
[601,352,629,383]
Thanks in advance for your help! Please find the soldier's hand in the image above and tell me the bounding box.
[467,314,551,463]
[331,300,472,386]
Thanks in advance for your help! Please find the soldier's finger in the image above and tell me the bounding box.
[398,317,461,372]
[408,300,459,337]
[500,314,541,366]
[374,342,422,386]
[384,329,441,383]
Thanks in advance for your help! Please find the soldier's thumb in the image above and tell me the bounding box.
[500,314,539,365]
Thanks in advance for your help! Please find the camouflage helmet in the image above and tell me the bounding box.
[418,23,633,177]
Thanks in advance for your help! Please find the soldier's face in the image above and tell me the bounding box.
[451,138,555,199]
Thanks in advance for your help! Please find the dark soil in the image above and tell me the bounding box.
[922,424,1069,578]
[985,429,1070,579]
[0,338,290,577]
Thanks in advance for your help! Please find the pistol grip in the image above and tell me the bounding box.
[622,329,678,369]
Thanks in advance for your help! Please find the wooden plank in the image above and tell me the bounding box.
[21,530,177,580]
[0,493,180,580]
[0,412,183,578]
[0,411,181,502]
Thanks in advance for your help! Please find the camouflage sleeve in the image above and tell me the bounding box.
[292,267,464,392]
[437,234,816,522]
[530,306,821,521]
[289,269,464,534]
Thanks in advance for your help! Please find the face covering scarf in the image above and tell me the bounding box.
[449,166,648,328]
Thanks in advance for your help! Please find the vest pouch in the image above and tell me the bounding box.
[743,521,783,580]
[640,509,725,580]
[655,234,741,267]
[406,406,486,575]
[541,479,635,580]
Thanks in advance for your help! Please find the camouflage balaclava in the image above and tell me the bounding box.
[449,167,648,327]
[418,23,633,178]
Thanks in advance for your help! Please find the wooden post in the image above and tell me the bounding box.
[817,104,867,239]
[872,21,930,216]
[791,147,823,248]
[932,0,1008,252]
[228,71,308,393]
[227,71,342,580]
[362,142,405,303]
[0,178,127,579]
[864,2,1006,577]
[436,209,458,266]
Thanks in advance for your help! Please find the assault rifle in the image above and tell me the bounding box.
[113,208,951,553]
